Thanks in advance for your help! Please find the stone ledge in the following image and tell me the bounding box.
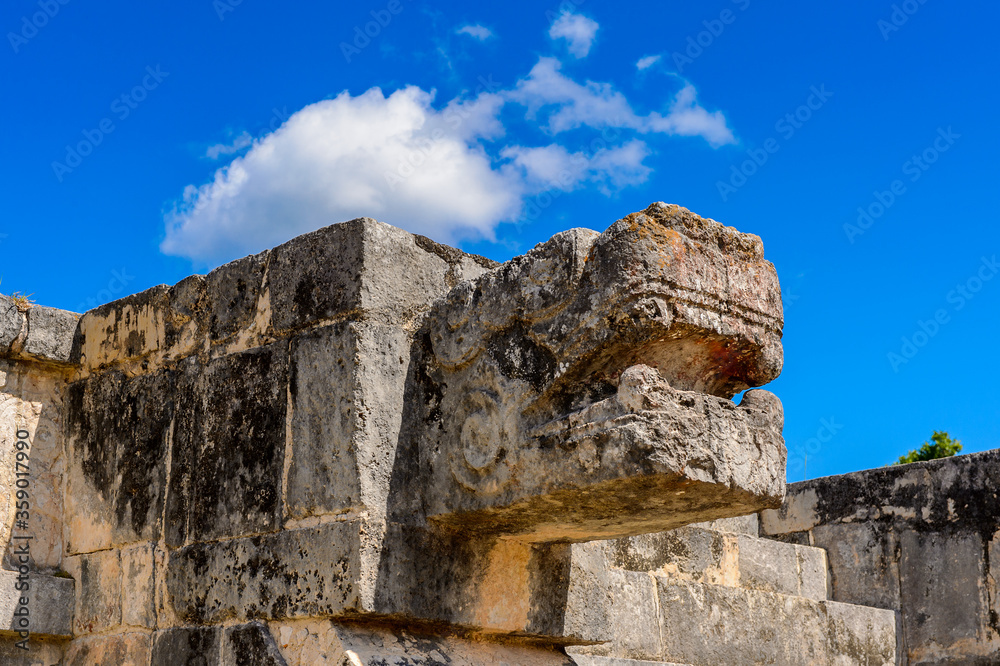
[0,571,74,638]
[0,296,79,368]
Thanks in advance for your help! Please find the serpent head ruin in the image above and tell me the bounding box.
[0,203,994,665]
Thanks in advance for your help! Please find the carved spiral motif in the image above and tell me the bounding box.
[449,390,516,495]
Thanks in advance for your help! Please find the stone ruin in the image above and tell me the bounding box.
[0,203,994,664]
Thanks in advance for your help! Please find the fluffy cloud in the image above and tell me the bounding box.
[162,88,520,263]
[456,24,493,40]
[548,12,599,58]
[508,58,735,146]
[501,140,651,194]
[636,54,661,71]
[162,58,735,265]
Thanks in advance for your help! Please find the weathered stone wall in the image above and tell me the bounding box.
[761,450,1000,665]
[0,204,911,665]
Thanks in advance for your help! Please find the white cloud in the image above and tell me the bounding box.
[647,85,736,147]
[456,24,493,41]
[162,87,520,264]
[162,58,735,264]
[508,58,735,146]
[205,132,253,159]
[501,140,651,194]
[548,12,599,58]
[636,54,661,71]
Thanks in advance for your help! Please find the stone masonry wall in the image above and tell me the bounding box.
[761,449,1000,665]
[0,204,847,665]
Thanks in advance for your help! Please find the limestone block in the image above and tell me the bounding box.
[0,571,74,637]
[222,622,287,665]
[0,636,66,665]
[165,523,360,624]
[151,626,220,666]
[165,344,288,546]
[811,522,899,611]
[0,296,25,352]
[0,363,65,572]
[65,549,121,635]
[899,530,987,661]
[204,250,269,344]
[78,286,171,370]
[563,562,662,660]
[65,369,173,553]
[736,532,809,599]
[121,542,155,629]
[689,513,759,536]
[654,579,896,665]
[23,306,78,364]
[599,527,736,587]
[65,631,151,666]
[286,322,409,521]
[268,217,493,333]
[421,365,785,541]
[796,542,829,602]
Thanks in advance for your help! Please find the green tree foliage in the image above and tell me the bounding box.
[895,431,962,465]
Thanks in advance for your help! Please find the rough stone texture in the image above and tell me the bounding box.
[168,344,288,545]
[271,621,577,665]
[0,206,821,664]
[0,571,74,637]
[402,204,786,541]
[419,365,786,542]
[166,523,360,624]
[64,631,151,666]
[65,548,121,635]
[574,524,828,605]
[223,622,288,665]
[121,542,156,628]
[761,449,1000,664]
[0,361,65,572]
[65,368,173,553]
[0,296,25,352]
[652,581,895,666]
[23,306,79,364]
[564,534,895,665]
[0,637,66,665]
[286,321,410,523]
[268,217,494,333]
[151,626,221,666]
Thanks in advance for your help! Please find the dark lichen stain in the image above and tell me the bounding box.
[69,370,173,538]
[185,344,288,541]
[487,322,556,392]
[227,622,286,666]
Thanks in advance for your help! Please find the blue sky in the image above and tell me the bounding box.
[3,0,998,480]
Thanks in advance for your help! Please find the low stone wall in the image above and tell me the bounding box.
[761,450,1000,665]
